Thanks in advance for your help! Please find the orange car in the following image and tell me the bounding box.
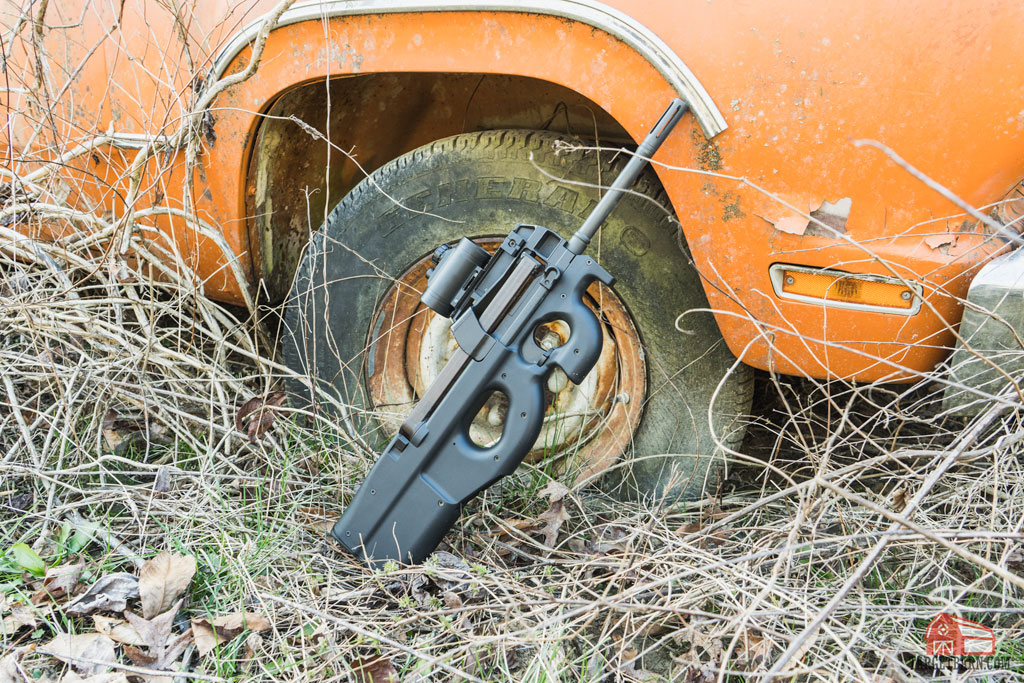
[3,0,1022,498]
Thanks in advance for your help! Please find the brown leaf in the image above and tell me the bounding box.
[32,563,84,604]
[1,647,33,683]
[101,409,126,451]
[535,481,572,548]
[619,646,658,682]
[191,612,271,657]
[538,480,570,503]
[294,506,334,533]
[92,616,144,646]
[441,591,463,609]
[43,633,117,675]
[1,605,39,636]
[235,391,287,442]
[500,518,536,532]
[1008,546,1024,574]
[737,631,773,668]
[152,466,171,494]
[537,499,570,548]
[138,553,195,619]
[350,656,399,683]
[891,485,908,512]
[101,410,168,455]
[239,633,262,672]
[677,521,702,535]
[409,552,475,606]
[123,599,193,672]
[66,574,139,616]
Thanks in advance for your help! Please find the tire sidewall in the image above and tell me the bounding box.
[284,131,749,499]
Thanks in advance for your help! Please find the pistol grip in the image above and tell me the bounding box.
[542,256,614,382]
[422,359,547,499]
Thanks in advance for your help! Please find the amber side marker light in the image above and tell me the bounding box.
[769,264,922,315]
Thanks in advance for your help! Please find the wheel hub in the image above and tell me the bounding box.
[367,238,646,477]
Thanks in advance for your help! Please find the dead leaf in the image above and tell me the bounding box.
[410,552,475,606]
[1,646,33,683]
[32,563,84,604]
[152,467,171,494]
[737,631,773,668]
[1,605,39,636]
[620,649,658,682]
[294,506,334,533]
[350,656,399,683]
[678,667,716,683]
[538,480,570,503]
[60,673,130,683]
[441,591,463,609]
[138,552,195,619]
[190,612,271,657]
[537,500,570,547]
[101,410,167,454]
[92,616,144,646]
[123,599,193,673]
[536,480,572,548]
[499,518,536,532]
[1008,546,1024,574]
[891,486,908,512]
[235,391,287,441]
[239,633,262,672]
[677,521,702,535]
[66,574,139,616]
[43,633,117,675]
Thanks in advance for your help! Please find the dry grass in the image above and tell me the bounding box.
[2,3,1024,680]
[2,187,1023,682]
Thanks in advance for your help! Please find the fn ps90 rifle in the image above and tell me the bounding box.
[331,99,688,566]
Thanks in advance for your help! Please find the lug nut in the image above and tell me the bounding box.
[540,331,561,351]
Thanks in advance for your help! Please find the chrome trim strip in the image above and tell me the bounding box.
[768,264,923,316]
[210,0,727,138]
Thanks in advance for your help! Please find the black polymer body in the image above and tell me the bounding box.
[330,98,688,566]
[331,225,613,565]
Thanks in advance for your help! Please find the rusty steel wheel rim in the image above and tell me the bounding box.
[366,238,645,478]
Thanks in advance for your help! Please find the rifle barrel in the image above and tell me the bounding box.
[567,98,688,255]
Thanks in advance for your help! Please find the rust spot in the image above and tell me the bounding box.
[691,128,722,171]
[721,193,744,222]
[367,239,645,476]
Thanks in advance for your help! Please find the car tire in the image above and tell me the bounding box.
[282,129,752,501]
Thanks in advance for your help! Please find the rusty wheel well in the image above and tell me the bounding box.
[245,72,636,303]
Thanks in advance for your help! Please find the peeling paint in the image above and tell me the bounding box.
[806,197,851,236]
[924,231,958,250]
[760,196,851,236]
[767,215,812,235]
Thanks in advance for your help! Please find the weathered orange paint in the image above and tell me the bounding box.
[3,0,1023,382]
